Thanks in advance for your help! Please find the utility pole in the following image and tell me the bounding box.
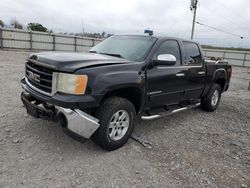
[190,0,198,40]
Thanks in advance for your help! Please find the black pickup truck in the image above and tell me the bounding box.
[21,35,232,150]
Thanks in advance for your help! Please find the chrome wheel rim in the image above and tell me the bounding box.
[108,110,130,141]
[211,90,219,106]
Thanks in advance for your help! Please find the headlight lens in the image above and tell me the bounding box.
[57,73,88,95]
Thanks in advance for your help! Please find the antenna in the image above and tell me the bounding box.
[81,18,84,52]
[82,18,84,35]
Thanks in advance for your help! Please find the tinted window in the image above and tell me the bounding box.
[154,40,181,65]
[183,42,202,65]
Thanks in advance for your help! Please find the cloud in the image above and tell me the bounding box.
[1,0,250,47]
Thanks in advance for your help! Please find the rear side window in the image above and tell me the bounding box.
[183,42,202,65]
[154,40,181,65]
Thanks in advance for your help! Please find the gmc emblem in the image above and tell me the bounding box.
[27,70,40,82]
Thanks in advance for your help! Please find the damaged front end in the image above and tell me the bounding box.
[21,92,100,139]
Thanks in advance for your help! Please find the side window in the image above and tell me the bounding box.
[183,42,202,65]
[154,40,181,65]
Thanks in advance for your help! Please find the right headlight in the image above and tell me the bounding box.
[56,73,88,95]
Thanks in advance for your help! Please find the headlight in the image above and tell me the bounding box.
[56,73,88,95]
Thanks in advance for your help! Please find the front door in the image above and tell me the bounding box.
[146,40,186,108]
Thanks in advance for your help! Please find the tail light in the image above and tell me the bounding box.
[227,66,232,80]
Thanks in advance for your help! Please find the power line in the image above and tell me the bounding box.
[202,6,243,30]
[196,21,244,39]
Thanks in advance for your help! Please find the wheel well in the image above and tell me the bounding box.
[102,87,142,114]
[215,78,226,90]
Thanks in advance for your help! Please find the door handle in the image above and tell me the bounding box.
[176,73,185,77]
[198,71,205,75]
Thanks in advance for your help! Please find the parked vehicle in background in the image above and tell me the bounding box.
[21,35,232,150]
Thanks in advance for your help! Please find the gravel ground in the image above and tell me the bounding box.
[0,50,250,188]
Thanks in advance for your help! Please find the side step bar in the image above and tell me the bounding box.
[141,102,200,120]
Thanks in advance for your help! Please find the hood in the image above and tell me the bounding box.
[28,51,131,72]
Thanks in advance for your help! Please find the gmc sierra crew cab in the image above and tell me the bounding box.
[21,35,232,151]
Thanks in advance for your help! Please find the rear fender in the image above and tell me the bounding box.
[212,68,227,81]
[212,68,227,91]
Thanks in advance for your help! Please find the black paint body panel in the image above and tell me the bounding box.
[23,35,231,113]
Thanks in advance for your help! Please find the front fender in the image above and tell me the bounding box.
[93,70,145,94]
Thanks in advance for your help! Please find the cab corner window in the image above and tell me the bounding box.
[183,42,202,65]
[154,40,181,66]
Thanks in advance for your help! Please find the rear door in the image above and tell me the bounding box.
[181,41,206,99]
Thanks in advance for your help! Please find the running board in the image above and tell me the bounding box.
[141,102,200,120]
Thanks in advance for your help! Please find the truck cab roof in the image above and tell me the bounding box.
[114,34,197,44]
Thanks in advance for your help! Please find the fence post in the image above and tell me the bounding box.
[243,52,247,67]
[74,37,77,52]
[30,31,32,50]
[0,28,3,49]
[52,34,55,51]
[92,39,95,47]
[203,50,207,57]
[222,51,226,59]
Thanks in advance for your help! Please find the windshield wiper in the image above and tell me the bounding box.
[89,50,98,53]
[89,51,125,59]
[99,53,125,59]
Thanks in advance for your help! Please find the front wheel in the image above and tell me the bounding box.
[201,83,222,112]
[92,97,136,151]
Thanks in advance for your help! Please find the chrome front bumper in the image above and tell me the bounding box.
[21,91,100,139]
[56,107,100,138]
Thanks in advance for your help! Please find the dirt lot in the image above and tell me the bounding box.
[0,50,250,188]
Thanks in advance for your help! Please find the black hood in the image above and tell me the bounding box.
[28,51,131,72]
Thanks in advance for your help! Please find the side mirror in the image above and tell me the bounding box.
[153,54,176,66]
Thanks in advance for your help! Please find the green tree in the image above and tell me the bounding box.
[27,23,48,32]
[0,20,4,27]
[107,34,113,38]
[101,31,106,38]
[10,19,23,29]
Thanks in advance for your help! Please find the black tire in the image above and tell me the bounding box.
[92,97,136,151]
[201,83,222,112]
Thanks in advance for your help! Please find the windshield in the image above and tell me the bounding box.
[89,35,157,61]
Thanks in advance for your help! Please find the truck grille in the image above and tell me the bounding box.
[26,61,53,94]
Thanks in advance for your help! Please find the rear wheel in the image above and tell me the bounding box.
[92,97,136,151]
[201,83,222,112]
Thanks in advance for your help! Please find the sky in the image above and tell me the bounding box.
[1,0,250,47]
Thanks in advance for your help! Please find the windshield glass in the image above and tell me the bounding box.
[89,35,157,61]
